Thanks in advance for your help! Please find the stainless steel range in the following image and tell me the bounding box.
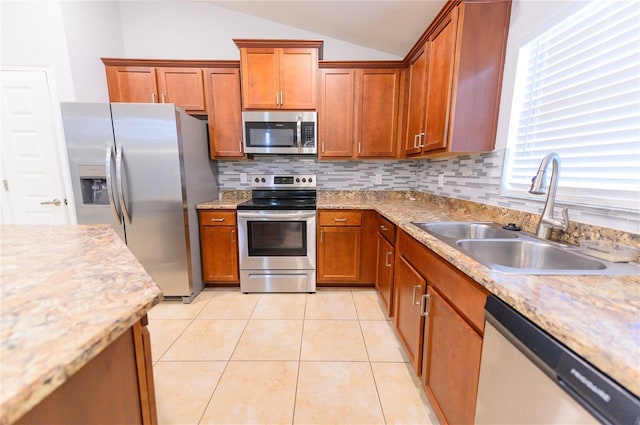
[237,175,317,293]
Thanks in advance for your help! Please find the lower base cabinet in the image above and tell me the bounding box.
[422,287,483,425]
[389,228,489,424]
[393,254,426,374]
[199,210,239,285]
[17,320,157,425]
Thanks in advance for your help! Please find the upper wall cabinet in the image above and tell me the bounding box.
[404,0,511,156]
[103,60,208,114]
[234,40,323,110]
[319,65,403,159]
[205,68,244,159]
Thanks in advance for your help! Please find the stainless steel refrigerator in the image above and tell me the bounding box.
[60,102,218,302]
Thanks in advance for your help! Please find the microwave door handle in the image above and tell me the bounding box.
[296,116,302,153]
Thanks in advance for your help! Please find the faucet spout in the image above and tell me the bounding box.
[528,153,569,239]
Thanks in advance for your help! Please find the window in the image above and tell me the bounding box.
[502,0,640,211]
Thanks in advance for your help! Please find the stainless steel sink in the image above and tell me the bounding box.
[411,221,640,275]
[456,240,606,273]
[412,222,518,241]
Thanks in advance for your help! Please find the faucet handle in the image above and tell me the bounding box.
[560,207,570,231]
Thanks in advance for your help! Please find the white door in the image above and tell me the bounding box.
[0,69,71,224]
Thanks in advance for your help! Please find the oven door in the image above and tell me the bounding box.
[237,210,316,270]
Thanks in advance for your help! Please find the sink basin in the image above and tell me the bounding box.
[456,239,606,273]
[412,222,518,240]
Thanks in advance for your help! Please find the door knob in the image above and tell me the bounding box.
[40,198,61,206]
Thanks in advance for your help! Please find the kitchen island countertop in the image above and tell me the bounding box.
[0,225,163,424]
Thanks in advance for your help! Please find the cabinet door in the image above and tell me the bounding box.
[279,48,317,109]
[404,48,428,156]
[206,68,244,158]
[156,68,206,114]
[423,7,459,152]
[422,287,482,425]
[200,226,239,283]
[376,233,394,316]
[105,66,158,103]
[356,69,401,158]
[318,69,355,158]
[317,226,362,283]
[393,255,426,374]
[240,47,279,109]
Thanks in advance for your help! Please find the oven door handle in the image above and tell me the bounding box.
[237,211,316,220]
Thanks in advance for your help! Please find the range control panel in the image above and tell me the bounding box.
[251,174,316,189]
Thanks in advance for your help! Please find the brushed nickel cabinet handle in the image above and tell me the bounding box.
[276,92,279,105]
[413,134,419,148]
[152,93,157,103]
[322,142,325,154]
[385,251,392,267]
[320,229,324,243]
[380,225,388,231]
[334,218,347,222]
[231,229,235,244]
[421,293,431,316]
[412,284,422,305]
[210,218,225,222]
[161,93,166,103]
[418,132,425,148]
[358,142,362,154]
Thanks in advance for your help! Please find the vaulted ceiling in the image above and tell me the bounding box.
[210,1,448,57]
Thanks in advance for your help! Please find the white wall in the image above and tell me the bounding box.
[118,1,400,61]
[60,1,125,102]
[1,1,75,100]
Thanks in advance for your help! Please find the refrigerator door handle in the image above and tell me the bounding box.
[115,143,131,224]
[105,144,122,224]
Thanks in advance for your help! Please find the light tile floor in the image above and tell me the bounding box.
[147,288,439,425]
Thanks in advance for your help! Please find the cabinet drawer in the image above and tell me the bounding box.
[318,210,362,226]
[377,214,396,243]
[199,210,236,226]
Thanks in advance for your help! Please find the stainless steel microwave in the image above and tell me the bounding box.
[242,111,317,155]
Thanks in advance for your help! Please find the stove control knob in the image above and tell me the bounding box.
[308,177,313,183]
[254,177,259,183]
[302,178,307,183]
[296,178,300,183]
[261,177,266,183]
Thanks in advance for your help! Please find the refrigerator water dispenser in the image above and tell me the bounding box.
[78,165,108,205]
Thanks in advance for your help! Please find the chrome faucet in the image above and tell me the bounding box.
[529,152,569,240]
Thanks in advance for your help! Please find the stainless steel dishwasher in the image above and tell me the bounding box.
[475,295,640,425]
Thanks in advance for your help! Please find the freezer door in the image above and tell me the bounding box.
[110,103,192,297]
[60,102,125,241]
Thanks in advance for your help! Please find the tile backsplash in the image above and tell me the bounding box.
[216,149,639,234]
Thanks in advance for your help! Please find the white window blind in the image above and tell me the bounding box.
[502,0,640,211]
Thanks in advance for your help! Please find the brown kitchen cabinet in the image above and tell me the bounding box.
[375,214,396,316]
[317,210,362,284]
[393,252,426,374]
[403,0,511,156]
[199,210,239,284]
[422,287,482,425]
[205,68,244,158]
[17,320,157,425]
[234,40,322,110]
[104,62,207,114]
[318,67,402,159]
[416,230,489,425]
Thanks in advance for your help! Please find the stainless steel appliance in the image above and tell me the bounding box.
[237,175,316,293]
[475,295,640,424]
[61,102,218,302]
[242,111,317,155]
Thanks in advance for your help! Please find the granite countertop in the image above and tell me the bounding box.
[318,197,640,399]
[0,225,163,424]
[197,194,640,397]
